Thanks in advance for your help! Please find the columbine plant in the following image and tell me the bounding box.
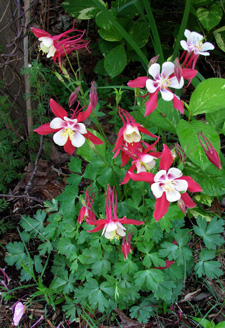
[5,25,225,326]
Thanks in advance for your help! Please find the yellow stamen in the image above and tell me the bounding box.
[109,231,120,241]
[62,127,74,140]
[162,180,176,193]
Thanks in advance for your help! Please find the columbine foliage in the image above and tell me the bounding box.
[4,7,225,324]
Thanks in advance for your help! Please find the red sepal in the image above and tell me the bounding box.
[127,76,149,88]
[50,99,68,119]
[84,130,103,145]
[159,144,173,171]
[33,123,55,135]
[181,192,196,208]
[128,171,155,184]
[144,90,159,116]
[64,139,75,155]
[30,27,51,39]
[154,193,169,221]
[179,176,202,193]
[77,103,92,122]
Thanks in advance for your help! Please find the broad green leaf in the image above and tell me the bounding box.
[154,281,176,301]
[216,322,225,328]
[193,318,215,328]
[95,9,115,30]
[206,108,225,133]
[99,27,123,41]
[214,26,225,52]
[104,45,127,77]
[184,165,225,196]
[193,0,213,6]
[176,120,220,171]
[189,78,225,115]
[147,98,181,133]
[62,0,106,19]
[196,4,222,31]
[128,20,150,48]
[77,129,105,162]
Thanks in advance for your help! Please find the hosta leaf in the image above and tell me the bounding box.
[62,0,106,19]
[184,165,225,196]
[189,78,225,115]
[196,4,222,31]
[104,45,127,77]
[214,26,225,52]
[176,119,220,171]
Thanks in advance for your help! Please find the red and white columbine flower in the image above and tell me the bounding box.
[78,185,96,224]
[113,108,159,166]
[180,29,214,69]
[34,99,103,155]
[121,143,161,185]
[88,185,143,240]
[31,26,90,68]
[129,144,202,221]
[128,62,185,116]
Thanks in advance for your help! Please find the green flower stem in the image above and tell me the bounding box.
[91,111,110,145]
[172,0,191,61]
[143,0,164,63]
[90,145,121,195]
[184,102,192,121]
[91,0,149,67]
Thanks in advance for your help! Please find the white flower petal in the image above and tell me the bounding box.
[141,154,155,163]
[175,179,188,192]
[160,88,174,101]
[148,63,160,78]
[184,29,191,39]
[106,222,117,232]
[71,131,86,148]
[116,226,126,237]
[190,31,203,44]
[75,123,87,134]
[166,190,181,202]
[167,168,183,179]
[47,45,56,58]
[151,183,164,198]
[50,117,66,129]
[202,42,214,51]
[154,170,167,182]
[38,37,53,47]
[64,117,77,123]
[180,40,188,51]
[104,231,115,239]
[53,129,68,146]
[161,62,175,77]
[146,79,158,93]
[170,76,184,89]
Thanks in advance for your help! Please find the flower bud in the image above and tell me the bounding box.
[148,54,160,68]
[197,131,222,170]
[122,231,133,260]
[68,87,80,107]
[177,198,186,215]
[89,81,98,111]
[174,57,182,83]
